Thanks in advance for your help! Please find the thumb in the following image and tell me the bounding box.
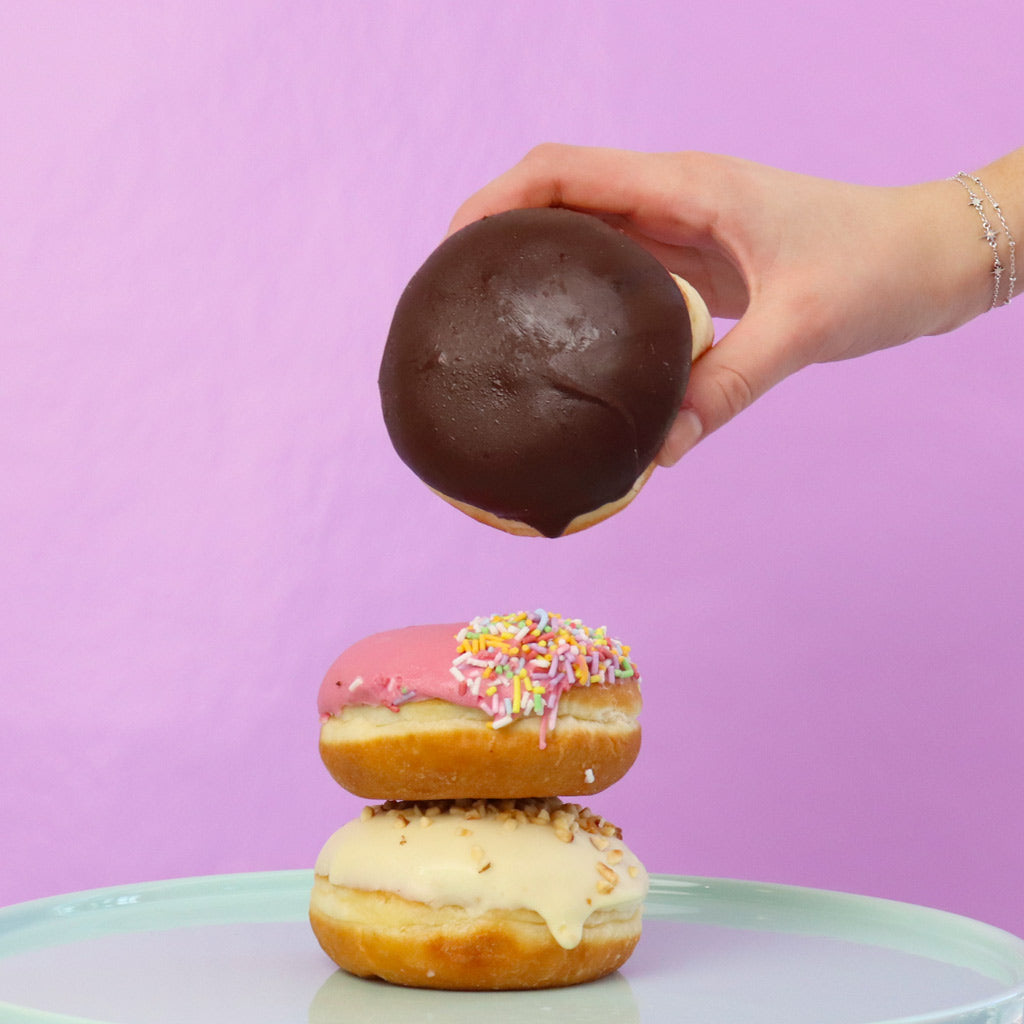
[656,303,805,467]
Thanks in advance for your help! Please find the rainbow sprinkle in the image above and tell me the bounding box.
[450,610,637,748]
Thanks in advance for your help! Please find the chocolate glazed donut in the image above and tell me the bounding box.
[379,208,695,538]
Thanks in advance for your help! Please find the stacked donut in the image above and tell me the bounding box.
[309,610,649,990]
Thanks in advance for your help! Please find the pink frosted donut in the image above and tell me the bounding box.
[317,610,642,799]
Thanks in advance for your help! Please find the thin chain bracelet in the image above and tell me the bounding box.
[964,171,1017,305]
[951,171,1016,308]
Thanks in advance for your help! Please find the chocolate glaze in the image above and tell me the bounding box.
[379,208,693,537]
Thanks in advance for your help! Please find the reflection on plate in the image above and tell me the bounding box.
[308,968,638,1024]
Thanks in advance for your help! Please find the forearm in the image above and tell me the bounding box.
[814,148,1021,361]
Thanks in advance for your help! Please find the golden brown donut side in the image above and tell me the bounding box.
[319,683,642,800]
[309,882,642,990]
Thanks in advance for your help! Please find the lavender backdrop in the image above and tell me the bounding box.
[2,2,1022,935]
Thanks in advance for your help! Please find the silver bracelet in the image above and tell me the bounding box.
[951,171,1017,309]
[966,171,1017,305]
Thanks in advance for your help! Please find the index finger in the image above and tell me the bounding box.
[446,143,694,235]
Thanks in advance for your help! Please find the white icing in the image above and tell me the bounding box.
[314,805,648,950]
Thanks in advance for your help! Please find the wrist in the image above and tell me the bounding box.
[900,179,994,336]
[968,148,1023,306]
[917,148,1023,334]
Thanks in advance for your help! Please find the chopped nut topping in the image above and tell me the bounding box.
[606,848,624,865]
[470,845,485,862]
[418,815,432,828]
[597,862,619,886]
[596,880,615,895]
[366,798,628,845]
[628,865,640,879]
[455,827,472,837]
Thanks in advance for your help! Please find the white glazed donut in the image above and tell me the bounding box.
[309,798,649,990]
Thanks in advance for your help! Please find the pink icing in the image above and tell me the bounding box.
[316,612,639,749]
[317,623,466,719]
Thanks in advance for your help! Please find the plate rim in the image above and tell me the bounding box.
[1,870,1023,1024]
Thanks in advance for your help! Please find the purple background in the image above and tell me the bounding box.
[3,3,1022,934]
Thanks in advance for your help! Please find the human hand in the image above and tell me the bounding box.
[448,145,1009,464]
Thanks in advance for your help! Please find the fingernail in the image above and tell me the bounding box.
[657,409,703,467]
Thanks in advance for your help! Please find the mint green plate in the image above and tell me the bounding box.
[0,872,1022,1023]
